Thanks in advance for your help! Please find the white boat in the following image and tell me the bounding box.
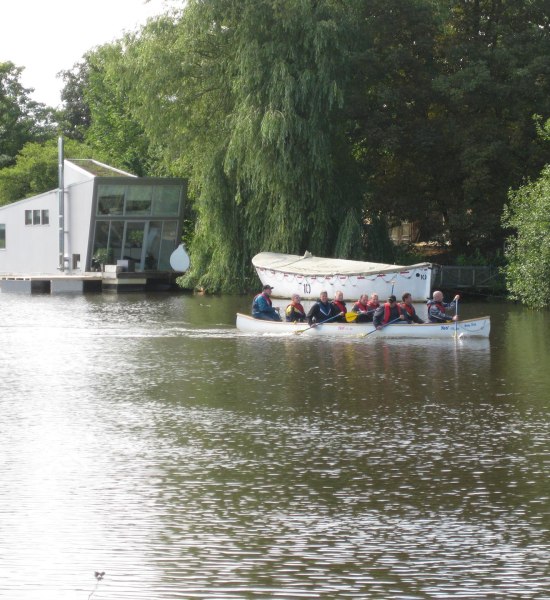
[252,252,435,302]
[236,313,491,339]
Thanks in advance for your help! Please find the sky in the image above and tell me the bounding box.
[0,0,176,107]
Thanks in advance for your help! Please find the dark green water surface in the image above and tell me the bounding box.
[0,293,548,599]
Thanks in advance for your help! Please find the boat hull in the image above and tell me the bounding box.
[236,313,491,339]
[252,252,434,301]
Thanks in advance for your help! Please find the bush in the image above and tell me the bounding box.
[502,165,550,309]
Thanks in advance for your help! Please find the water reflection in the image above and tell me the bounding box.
[0,293,548,599]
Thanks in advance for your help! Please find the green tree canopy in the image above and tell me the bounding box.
[0,61,56,168]
[502,118,550,308]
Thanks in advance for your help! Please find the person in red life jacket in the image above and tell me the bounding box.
[400,292,425,324]
[252,284,281,321]
[307,290,341,325]
[285,293,306,322]
[331,290,347,322]
[351,293,373,322]
[426,290,459,323]
[367,293,380,313]
[373,295,406,329]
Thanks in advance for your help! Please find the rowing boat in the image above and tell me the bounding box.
[236,313,491,339]
[252,252,435,302]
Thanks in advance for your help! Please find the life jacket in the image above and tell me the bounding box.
[252,292,272,311]
[367,300,380,311]
[383,302,402,324]
[401,303,415,317]
[426,300,449,322]
[333,300,346,314]
[286,301,305,318]
[427,300,446,313]
[354,300,369,313]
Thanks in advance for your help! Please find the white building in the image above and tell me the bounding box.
[0,159,186,278]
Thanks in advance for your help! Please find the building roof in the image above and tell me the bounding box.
[67,159,135,178]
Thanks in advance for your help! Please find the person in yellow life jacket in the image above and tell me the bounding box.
[285,293,306,322]
[400,292,425,324]
[373,295,407,329]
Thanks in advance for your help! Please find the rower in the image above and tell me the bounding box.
[373,295,407,330]
[252,285,281,321]
[400,292,425,324]
[427,291,459,323]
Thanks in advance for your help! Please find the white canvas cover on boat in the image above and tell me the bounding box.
[252,252,432,276]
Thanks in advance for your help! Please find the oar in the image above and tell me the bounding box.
[346,308,375,322]
[294,311,344,335]
[344,312,359,323]
[360,316,403,338]
[454,295,459,338]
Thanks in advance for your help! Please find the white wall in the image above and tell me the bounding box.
[0,191,60,274]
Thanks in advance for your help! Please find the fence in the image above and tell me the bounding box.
[432,265,505,293]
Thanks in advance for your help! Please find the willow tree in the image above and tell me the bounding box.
[122,0,364,292]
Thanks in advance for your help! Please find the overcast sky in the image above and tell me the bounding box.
[0,0,175,107]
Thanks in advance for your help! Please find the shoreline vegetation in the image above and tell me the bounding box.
[1,1,550,307]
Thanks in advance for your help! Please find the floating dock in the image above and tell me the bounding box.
[0,268,182,294]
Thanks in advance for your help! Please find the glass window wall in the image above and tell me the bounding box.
[152,186,181,216]
[126,186,152,216]
[97,185,124,215]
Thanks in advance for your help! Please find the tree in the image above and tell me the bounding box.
[75,44,156,176]
[0,61,56,168]
[121,0,364,292]
[348,0,443,241]
[502,118,550,309]
[349,0,550,257]
[58,61,92,141]
[0,139,95,206]
[427,0,550,254]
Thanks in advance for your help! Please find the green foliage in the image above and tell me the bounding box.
[351,0,550,255]
[0,139,95,206]
[503,162,550,309]
[364,214,395,263]
[122,0,364,292]
[79,44,156,176]
[0,61,56,168]
[58,61,92,141]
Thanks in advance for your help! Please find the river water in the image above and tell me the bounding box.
[0,292,548,599]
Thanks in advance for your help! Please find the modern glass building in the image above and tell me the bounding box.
[0,159,187,277]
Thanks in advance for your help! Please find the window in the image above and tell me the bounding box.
[125,186,152,215]
[97,184,124,215]
[0,224,5,249]
[25,208,50,225]
[152,186,181,216]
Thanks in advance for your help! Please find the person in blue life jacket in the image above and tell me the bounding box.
[252,285,281,321]
[307,290,341,325]
[426,290,459,323]
[285,293,306,322]
[373,295,407,329]
[400,292,425,324]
